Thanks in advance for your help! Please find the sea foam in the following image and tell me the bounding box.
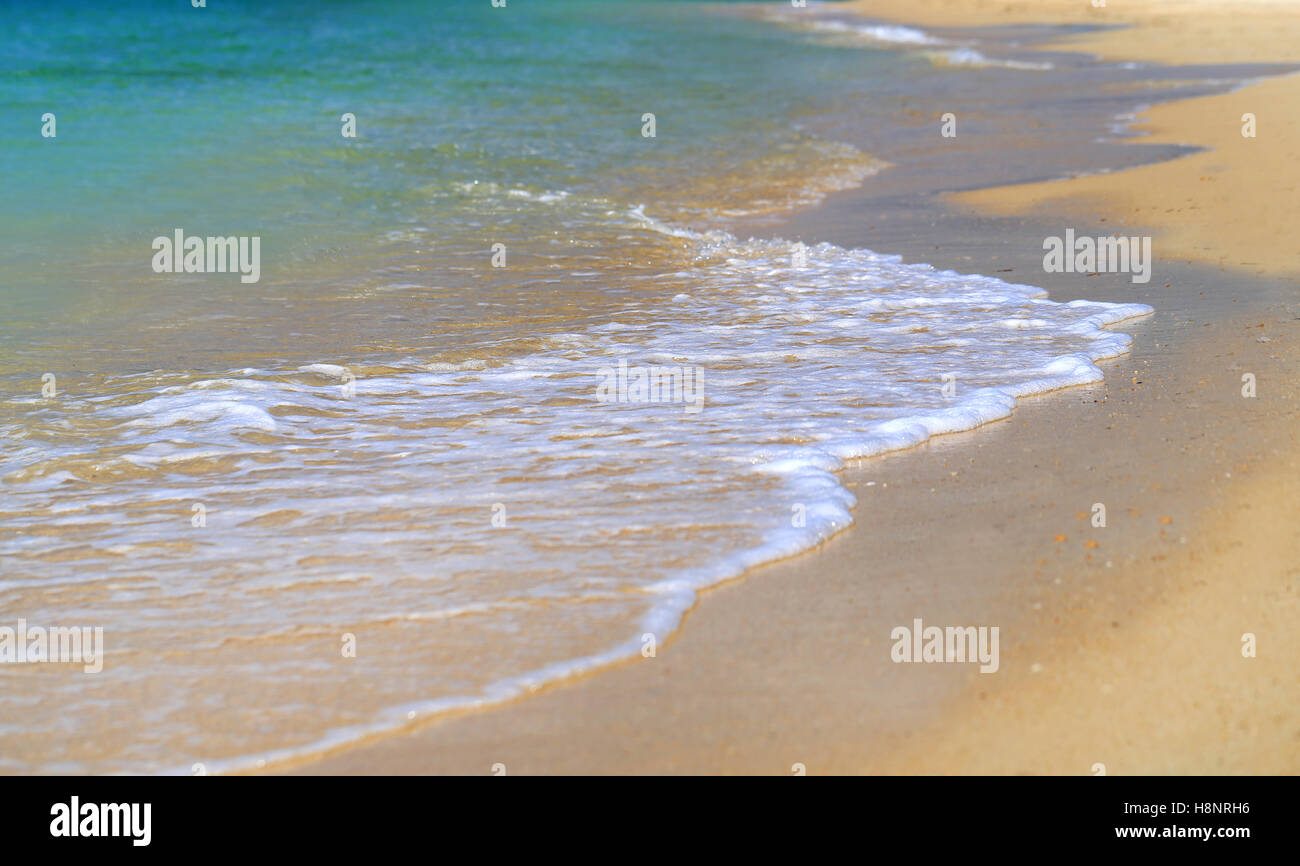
[0,227,1151,774]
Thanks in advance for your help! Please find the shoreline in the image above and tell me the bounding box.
[841,0,1300,66]
[280,2,1300,775]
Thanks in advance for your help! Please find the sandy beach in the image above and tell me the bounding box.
[10,1,1291,778]
[268,1,1300,775]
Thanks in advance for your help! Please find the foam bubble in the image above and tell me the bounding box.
[0,229,1150,773]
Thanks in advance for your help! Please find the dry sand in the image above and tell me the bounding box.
[280,1,1300,774]
[852,1,1300,278]
[286,300,1299,775]
[954,71,1300,277]
[846,0,1300,66]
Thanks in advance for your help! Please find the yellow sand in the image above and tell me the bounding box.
[845,0,1300,65]
[853,0,1300,774]
[281,1,1300,775]
[957,74,1300,276]
[849,0,1300,275]
[288,304,1300,774]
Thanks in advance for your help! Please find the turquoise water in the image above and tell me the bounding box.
[0,0,892,370]
[0,1,1156,773]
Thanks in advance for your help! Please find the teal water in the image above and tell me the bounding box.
[0,1,1157,774]
[0,0,892,372]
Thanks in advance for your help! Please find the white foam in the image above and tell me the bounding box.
[1,229,1151,773]
[820,21,944,46]
[297,364,351,379]
[929,47,1055,71]
[763,11,1053,71]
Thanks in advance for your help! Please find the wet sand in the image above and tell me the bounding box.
[279,1,1300,774]
[283,254,1298,776]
